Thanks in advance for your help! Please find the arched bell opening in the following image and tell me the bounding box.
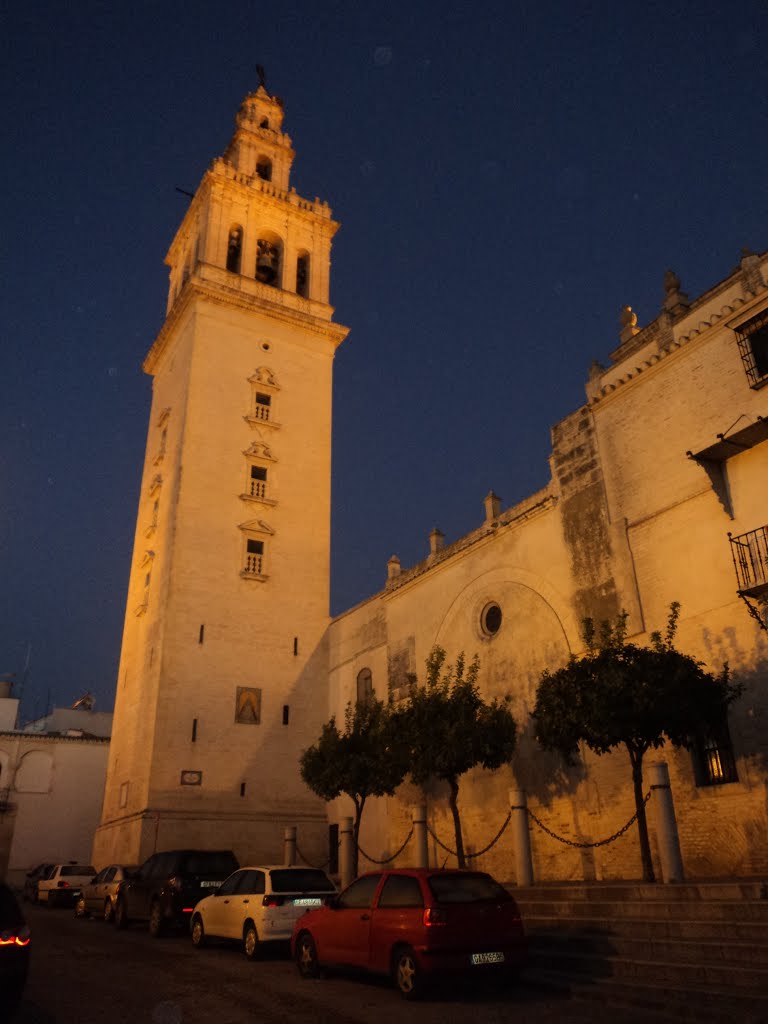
[255,155,273,182]
[296,250,310,298]
[226,224,244,274]
[255,231,282,288]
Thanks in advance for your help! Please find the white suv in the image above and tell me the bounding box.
[190,865,336,959]
[38,864,96,907]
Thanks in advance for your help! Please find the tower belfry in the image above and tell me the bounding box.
[94,85,349,866]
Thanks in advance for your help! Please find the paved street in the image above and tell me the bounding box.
[16,902,604,1024]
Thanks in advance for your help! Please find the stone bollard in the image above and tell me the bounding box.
[283,826,297,866]
[339,816,354,889]
[648,761,684,883]
[509,789,534,886]
[412,804,428,868]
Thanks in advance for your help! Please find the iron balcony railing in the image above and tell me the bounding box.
[729,525,768,593]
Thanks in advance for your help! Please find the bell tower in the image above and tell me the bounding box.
[93,85,348,866]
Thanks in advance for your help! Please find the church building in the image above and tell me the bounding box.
[94,85,768,882]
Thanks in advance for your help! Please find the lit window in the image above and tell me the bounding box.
[693,721,738,786]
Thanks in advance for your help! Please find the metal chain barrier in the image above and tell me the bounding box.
[357,826,414,865]
[525,790,652,849]
[294,839,339,872]
[425,810,512,860]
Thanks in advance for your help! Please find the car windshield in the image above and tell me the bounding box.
[427,873,511,903]
[61,865,95,876]
[269,869,335,893]
[180,853,238,876]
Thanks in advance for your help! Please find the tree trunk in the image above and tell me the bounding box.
[628,746,655,883]
[447,777,466,868]
[352,795,365,879]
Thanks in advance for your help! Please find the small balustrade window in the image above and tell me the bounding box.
[250,465,268,498]
[244,539,264,575]
[254,392,271,421]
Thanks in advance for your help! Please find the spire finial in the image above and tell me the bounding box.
[256,65,267,90]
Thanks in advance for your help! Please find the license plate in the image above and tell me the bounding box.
[471,951,505,965]
[200,880,219,888]
[292,897,322,907]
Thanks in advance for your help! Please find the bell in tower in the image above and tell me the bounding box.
[256,237,280,286]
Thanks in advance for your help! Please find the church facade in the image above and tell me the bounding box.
[95,86,768,882]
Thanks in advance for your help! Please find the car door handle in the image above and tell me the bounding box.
[360,913,370,920]
[223,899,230,904]
[242,899,249,904]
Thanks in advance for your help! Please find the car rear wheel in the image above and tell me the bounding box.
[295,932,320,978]
[393,945,422,1000]
[103,898,114,923]
[75,896,88,918]
[114,897,129,930]
[191,915,206,948]
[148,900,165,938]
[243,922,260,960]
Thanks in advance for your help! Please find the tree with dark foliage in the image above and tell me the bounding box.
[397,647,517,868]
[300,696,406,876]
[533,604,741,882]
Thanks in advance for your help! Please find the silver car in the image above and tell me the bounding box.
[74,865,137,922]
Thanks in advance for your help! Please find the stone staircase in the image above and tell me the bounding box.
[512,880,768,1022]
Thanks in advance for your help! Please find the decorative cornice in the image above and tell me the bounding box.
[384,490,558,596]
[143,269,349,375]
[590,290,768,409]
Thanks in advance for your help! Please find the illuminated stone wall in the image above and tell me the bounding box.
[326,252,768,882]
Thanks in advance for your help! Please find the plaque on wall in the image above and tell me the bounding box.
[180,770,202,786]
[235,686,262,724]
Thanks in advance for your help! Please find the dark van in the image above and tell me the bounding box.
[114,849,238,936]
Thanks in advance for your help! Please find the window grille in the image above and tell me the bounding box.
[729,526,768,593]
[735,308,768,388]
[693,724,738,786]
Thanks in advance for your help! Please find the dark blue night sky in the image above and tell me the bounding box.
[2,0,767,720]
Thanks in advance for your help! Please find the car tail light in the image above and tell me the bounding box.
[57,881,70,888]
[168,876,183,892]
[0,925,30,947]
[262,895,285,908]
[422,907,447,927]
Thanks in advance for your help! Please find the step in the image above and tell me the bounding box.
[513,880,768,902]
[515,897,768,922]
[527,946,768,992]
[524,966,768,1023]
[528,930,768,969]
[521,913,768,943]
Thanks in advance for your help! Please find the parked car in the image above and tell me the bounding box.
[74,864,138,922]
[38,864,96,908]
[291,868,527,999]
[190,865,336,958]
[114,849,239,936]
[0,881,31,1016]
[22,863,56,904]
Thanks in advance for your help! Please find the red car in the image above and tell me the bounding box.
[291,868,526,999]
